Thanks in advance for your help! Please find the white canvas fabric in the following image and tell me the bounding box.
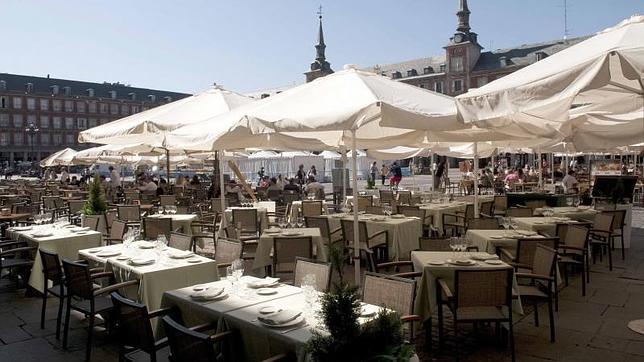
[455,15,644,150]
[39,148,78,167]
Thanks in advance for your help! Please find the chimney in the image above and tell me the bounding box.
[499,56,507,67]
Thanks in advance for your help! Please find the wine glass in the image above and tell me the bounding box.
[302,274,318,319]
[278,217,287,229]
[449,237,458,259]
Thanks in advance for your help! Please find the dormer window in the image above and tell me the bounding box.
[164,96,173,102]
[25,83,34,93]
[499,56,508,67]
[391,71,402,79]
[50,85,59,95]
[63,86,72,97]
[128,92,136,101]
[86,88,95,97]
[147,95,157,102]
[108,90,117,99]
[0,80,6,91]
[423,66,433,74]
[407,69,418,77]
[535,51,547,61]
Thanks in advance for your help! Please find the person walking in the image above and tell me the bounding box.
[389,162,402,187]
[380,163,389,185]
[296,164,306,186]
[434,157,446,191]
[369,162,378,184]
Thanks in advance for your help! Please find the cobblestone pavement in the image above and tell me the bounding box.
[1,209,643,361]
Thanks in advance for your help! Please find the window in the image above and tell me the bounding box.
[110,103,118,114]
[77,118,87,129]
[0,133,9,146]
[419,84,425,89]
[0,114,9,127]
[13,132,24,145]
[40,115,49,128]
[476,77,488,88]
[450,56,464,72]
[40,99,49,111]
[453,79,463,93]
[99,103,108,114]
[407,69,418,77]
[121,104,128,115]
[131,105,139,113]
[52,133,63,145]
[27,98,36,110]
[88,101,97,113]
[13,97,22,109]
[434,81,444,93]
[13,114,23,128]
[423,66,433,74]
[439,64,446,72]
[65,117,74,129]
[65,133,75,145]
[64,100,74,112]
[53,117,62,129]
[40,132,50,145]
[88,118,97,128]
[27,114,37,126]
[76,101,86,113]
[1,96,7,109]
[391,71,402,79]
[53,100,62,112]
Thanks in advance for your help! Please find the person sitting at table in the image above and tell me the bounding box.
[267,177,281,192]
[275,174,285,190]
[259,176,270,188]
[504,168,520,189]
[60,167,69,184]
[284,177,300,192]
[68,176,80,187]
[137,177,158,192]
[562,170,578,193]
[304,175,324,199]
[226,179,244,200]
[190,175,201,186]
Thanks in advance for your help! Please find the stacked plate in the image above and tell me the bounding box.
[129,257,155,266]
[257,309,303,327]
[446,258,477,266]
[248,277,280,289]
[97,250,121,258]
[190,287,227,301]
[168,250,194,259]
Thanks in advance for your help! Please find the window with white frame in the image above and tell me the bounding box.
[53,117,62,129]
[88,118,97,128]
[27,98,36,110]
[64,100,74,112]
[40,115,49,128]
[13,114,23,128]
[13,97,22,109]
[40,98,49,111]
[88,101,97,113]
[65,117,74,129]
[77,118,87,129]
[65,133,75,145]
[53,100,62,111]
[76,101,86,113]
[434,81,444,93]
[40,132,50,145]
[13,132,24,145]
[0,132,9,146]
[453,79,463,93]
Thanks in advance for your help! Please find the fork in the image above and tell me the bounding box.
[280,323,309,334]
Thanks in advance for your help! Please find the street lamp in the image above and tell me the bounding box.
[25,122,40,167]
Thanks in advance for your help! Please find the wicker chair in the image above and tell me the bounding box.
[118,204,142,223]
[62,260,139,361]
[105,220,128,245]
[301,200,323,217]
[589,213,615,271]
[83,215,101,232]
[304,216,342,245]
[340,219,389,271]
[442,204,474,236]
[293,257,332,292]
[397,205,433,236]
[465,216,499,230]
[516,244,558,342]
[124,190,140,204]
[397,191,413,205]
[419,237,451,251]
[214,237,254,276]
[282,191,300,206]
[525,200,547,209]
[355,195,373,212]
[143,217,173,240]
[499,236,559,270]
[362,272,421,340]
[480,201,494,216]
[493,195,507,216]
[379,190,394,204]
[558,224,590,297]
[436,268,515,361]
[162,316,233,362]
[272,236,313,277]
[39,250,66,339]
[0,240,35,288]
[232,208,260,240]
[110,292,177,362]
[159,195,176,207]
[601,209,626,260]
[506,207,533,217]
[169,231,194,251]
[365,205,384,215]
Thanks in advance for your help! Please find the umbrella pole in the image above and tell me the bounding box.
[538,149,542,190]
[473,142,479,218]
[219,151,226,216]
[165,149,171,182]
[351,130,361,285]
[341,149,347,202]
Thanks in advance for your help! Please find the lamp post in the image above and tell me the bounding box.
[25,122,40,168]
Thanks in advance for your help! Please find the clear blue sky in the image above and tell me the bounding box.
[1,0,641,94]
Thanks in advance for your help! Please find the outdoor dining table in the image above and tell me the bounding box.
[0,212,31,225]
[418,201,468,233]
[512,216,589,237]
[533,206,598,220]
[289,200,333,220]
[161,276,384,361]
[223,207,269,233]
[411,251,523,322]
[345,195,381,206]
[6,225,102,293]
[321,213,422,260]
[79,242,218,315]
[465,229,545,254]
[253,228,327,271]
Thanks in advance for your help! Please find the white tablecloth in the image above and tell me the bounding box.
[322,214,421,260]
[533,207,598,220]
[418,201,468,233]
[253,228,326,270]
[289,201,332,220]
[223,207,269,233]
[513,217,589,237]
[6,226,102,293]
[146,213,198,235]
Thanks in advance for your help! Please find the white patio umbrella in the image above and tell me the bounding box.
[456,15,644,147]
[168,65,464,285]
[39,148,78,167]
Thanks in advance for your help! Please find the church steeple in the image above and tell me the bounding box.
[305,6,333,83]
[456,0,471,33]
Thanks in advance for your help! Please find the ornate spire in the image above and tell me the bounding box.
[315,7,326,63]
[305,5,333,82]
[456,0,471,33]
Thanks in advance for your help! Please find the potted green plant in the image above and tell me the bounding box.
[81,174,108,232]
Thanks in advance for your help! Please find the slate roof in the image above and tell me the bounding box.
[364,55,446,77]
[0,72,190,101]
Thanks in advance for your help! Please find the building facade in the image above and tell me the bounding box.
[0,73,189,166]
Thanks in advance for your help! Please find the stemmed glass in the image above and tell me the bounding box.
[229,259,244,295]
[278,217,288,230]
[302,274,318,320]
[449,237,458,259]
[296,217,305,228]
[383,204,392,217]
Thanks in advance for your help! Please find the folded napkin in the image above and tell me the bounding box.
[190,287,225,301]
[471,254,499,261]
[248,277,279,288]
[129,257,155,266]
[257,309,301,325]
[137,241,156,249]
[169,250,194,259]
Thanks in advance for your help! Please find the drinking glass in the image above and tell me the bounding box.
[302,274,318,319]
[297,217,305,228]
[449,237,458,258]
[278,217,287,229]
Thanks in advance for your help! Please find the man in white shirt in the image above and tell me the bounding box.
[109,166,121,188]
[137,178,158,192]
[561,170,578,193]
[59,167,69,183]
[304,175,324,198]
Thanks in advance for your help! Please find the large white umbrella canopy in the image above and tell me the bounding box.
[39,148,78,167]
[166,65,462,151]
[455,15,644,148]
[78,85,253,146]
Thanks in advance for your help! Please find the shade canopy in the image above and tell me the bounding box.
[366,146,431,160]
[166,65,462,151]
[39,148,78,167]
[455,15,644,149]
[78,86,253,146]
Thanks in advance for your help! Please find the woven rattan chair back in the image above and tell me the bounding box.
[232,208,259,234]
[515,237,558,266]
[397,191,412,205]
[84,215,100,231]
[294,257,332,292]
[356,196,373,212]
[62,260,94,300]
[68,199,85,215]
[419,237,451,251]
[305,216,332,240]
[169,232,193,251]
[340,219,368,245]
[467,217,498,230]
[273,236,313,274]
[532,244,557,279]
[480,201,494,216]
[111,220,128,240]
[162,316,219,362]
[42,196,58,210]
[225,192,241,207]
[105,210,117,229]
[397,205,423,218]
[379,190,394,203]
[362,272,416,316]
[602,209,626,232]
[301,201,323,217]
[267,189,281,202]
[282,191,300,205]
[110,292,156,354]
[118,204,141,222]
[506,207,533,217]
[215,238,243,265]
[144,217,172,240]
[40,249,63,286]
[455,268,513,308]
[593,213,614,233]
[365,206,384,215]
[562,225,589,250]
[159,195,176,207]
[494,195,507,213]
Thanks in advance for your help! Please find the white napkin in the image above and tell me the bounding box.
[257,309,301,325]
[169,250,194,259]
[248,277,279,288]
[471,254,499,261]
[137,241,156,249]
[129,257,155,266]
[190,287,224,301]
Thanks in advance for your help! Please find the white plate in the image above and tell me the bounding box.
[32,232,53,238]
[248,278,280,289]
[258,315,304,328]
[446,259,477,266]
[186,258,202,263]
[12,226,32,231]
[137,241,156,249]
[427,261,445,266]
[490,235,504,239]
[75,231,89,234]
[485,259,504,265]
[257,288,278,296]
[116,256,131,261]
[169,251,194,259]
[190,291,227,302]
[259,306,280,314]
[97,250,121,258]
[281,231,302,237]
[129,258,155,266]
[390,214,405,219]
[264,229,281,234]
[192,284,209,291]
[87,248,101,253]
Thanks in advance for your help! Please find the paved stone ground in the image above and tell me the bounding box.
[1,208,643,361]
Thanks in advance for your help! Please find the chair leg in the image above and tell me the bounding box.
[40,289,48,329]
[86,313,94,361]
[424,319,432,351]
[547,296,555,342]
[437,304,444,349]
[56,295,64,339]
[63,298,71,349]
[620,236,625,260]
[607,246,613,271]
[585,255,591,283]
[453,320,459,361]
[509,316,516,362]
[581,263,586,297]
[533,300,539,327]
